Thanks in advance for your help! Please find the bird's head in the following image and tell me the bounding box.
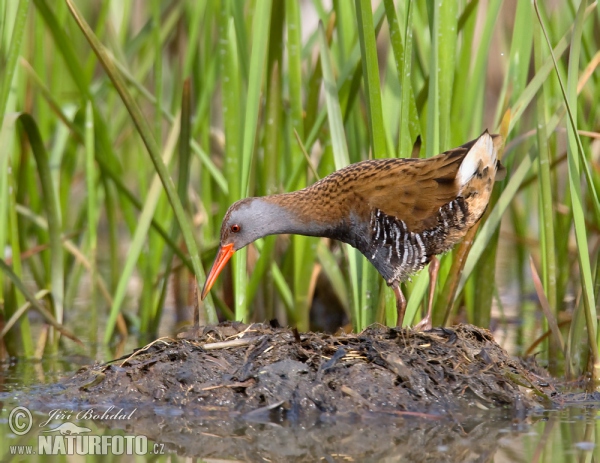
[201,197,290,300]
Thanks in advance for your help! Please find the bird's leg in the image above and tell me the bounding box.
[415,256,440,331]
[392,283,407,328]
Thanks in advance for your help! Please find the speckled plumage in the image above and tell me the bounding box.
[203,131,504,328]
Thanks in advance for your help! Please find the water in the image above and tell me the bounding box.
[1,358,598,462]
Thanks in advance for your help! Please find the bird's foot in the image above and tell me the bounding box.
[414,316,432,332]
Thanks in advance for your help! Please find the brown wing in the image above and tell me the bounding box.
[289,133,502,233]
[350,147,470,232]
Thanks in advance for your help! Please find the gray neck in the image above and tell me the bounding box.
[254,196,332,237]
[226,193,361,251]
[259,194,364,249]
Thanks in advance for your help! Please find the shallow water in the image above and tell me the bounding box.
[1,358,599,462]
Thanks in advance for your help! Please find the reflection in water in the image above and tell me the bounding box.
[100,407,600,462]
[2,388,598,462]
[103,407,518,461]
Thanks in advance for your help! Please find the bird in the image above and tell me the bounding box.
[201,131,504,330]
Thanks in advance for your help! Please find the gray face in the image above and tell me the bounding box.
[220,197,292,250]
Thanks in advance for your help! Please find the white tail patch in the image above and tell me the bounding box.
[456,132,496,187]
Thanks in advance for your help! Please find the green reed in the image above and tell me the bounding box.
[0,0,598,381]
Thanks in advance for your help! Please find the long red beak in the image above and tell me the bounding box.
[201,243,235,300]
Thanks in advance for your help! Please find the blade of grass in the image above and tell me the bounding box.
[103,113,180,343]
[384,0,418,324]
[530,256,565,356]
[239,0,273,198]
[492,0,533,129]
[218,8,243,317]
[447,1,476,146]
[533,20,558,372]
[317,240,350,310]
[355,0,386,158]
[150,80,194,335]
[458,146,535,295]
[303,11,332,135]
[287,0,318,331]
[403,270,429,326]
[182,2,206,77]
[246,236,277,314]
[259,7,285,322]
[1,113,34,356]
[435,0,456,150]
[334,0,355,62]
[8,180,33,355]
[0,289,49,340]
[84,101,98,343]
[318,22,350,169]
[457,11,598,298]
[271,259,294,316]
[220,12,241,203]
[303,4,386,163]
[114,58,228,194]
[0,1,32,355]
[18,113,63,346]
[178,79,192,226]
[472,226,500,327]
[33,5,186,268]
[15,204,119,316]
[355,0,387,326]
[508,2,596,136]
[460,0,502,138]
[230,0,250,80]
[0,258,81,346]
[535,0,599,379]
[247,238,295,319]
[65,0,217,327]
[384,0,418,158]
[0,118,10,306]
[424,0,439,158]
[318,21,361,329]
[0,0,28,130]
[151,0,163,148]
[20,60,197,271]
[233,0,272,322]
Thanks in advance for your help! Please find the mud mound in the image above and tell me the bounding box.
[46,322,553,418]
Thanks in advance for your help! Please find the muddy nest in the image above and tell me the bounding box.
[48,322,553,418]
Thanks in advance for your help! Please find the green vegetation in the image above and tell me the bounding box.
[0,0,598,381]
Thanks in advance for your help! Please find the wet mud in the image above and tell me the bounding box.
[26,322,566,461]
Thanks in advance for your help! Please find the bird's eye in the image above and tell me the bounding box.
[230,224,241,233]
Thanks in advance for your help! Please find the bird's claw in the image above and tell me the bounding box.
[414,316,432,332]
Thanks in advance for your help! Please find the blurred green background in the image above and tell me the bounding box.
[0,0,599,381]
